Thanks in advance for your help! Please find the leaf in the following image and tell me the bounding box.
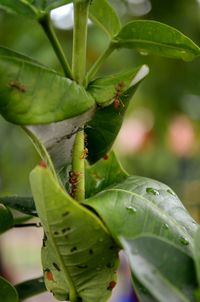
[30,164,119,302]
[89,0,121,38]
[0,196,36,216]
[122,236,197,302]
[193,227,200,287]
[0,203,14,234]
[84,175,198,254]
[86,65,149,163]
[15,276,46,300]
[85,151,127,198]
[0,47,95,125]
[0,0,38,18]
[87,65,145,106]
[0,277,18,302]
[113,20,200,61]
[0,0,73,18]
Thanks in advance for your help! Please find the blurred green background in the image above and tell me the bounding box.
[1,1,200,301]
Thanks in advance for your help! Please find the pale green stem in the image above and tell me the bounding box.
[85,42,115,85]
[71,1,90,203]
[39,14,73,79]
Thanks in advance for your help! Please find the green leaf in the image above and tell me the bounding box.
[0,0,38,17]
[193,227,200,287]
[0,196,36,216]
[0,277,18,302]
[0,0,73,18]
[86,65,149,163]
[15,276,46,300]
[0,203,14,234]
[89,0,121,38]
[0,47,95,125]
[84,175,197,254]
[123,236,197,302]
[30,164,119,302]
[87,65,145,106]
[113,20,200,61]
[85,151,127,198]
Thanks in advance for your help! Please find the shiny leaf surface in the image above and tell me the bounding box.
[113,20,200,61]
[123,236,197,302]
[84,175,197,254]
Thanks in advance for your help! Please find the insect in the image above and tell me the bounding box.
[69,171,82,197]
[9,80,26,93]
[80,147,88,159]
[113,80,125,109]
[103,154,109,160]
[107,280,116,290]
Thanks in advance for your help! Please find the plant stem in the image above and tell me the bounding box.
[71,1,90,203]
[39,14,73,79]
[85,43,115,84]
[72,1,89,84]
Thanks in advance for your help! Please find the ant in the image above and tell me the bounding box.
[113,81,125,109]
[80,132,88,159]
[9,80,26,93]
[69,171,82,197]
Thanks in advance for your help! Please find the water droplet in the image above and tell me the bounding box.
[179,237,189,245]
[167,189,175,196]
[146,187,159,195]
[162,223,169,230]
[126,206,137,214]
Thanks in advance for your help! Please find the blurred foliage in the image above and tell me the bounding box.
[1,0,200,217]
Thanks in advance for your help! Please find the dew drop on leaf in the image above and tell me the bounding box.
[146,187,159,195]
[179,236,189,245]
[126,206,137,214]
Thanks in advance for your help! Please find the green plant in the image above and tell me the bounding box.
[0,1,200,301]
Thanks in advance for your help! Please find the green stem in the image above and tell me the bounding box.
[86,43,115,84]
[39,14,72,79]
[71,1,90,204]
[72,1,89,84]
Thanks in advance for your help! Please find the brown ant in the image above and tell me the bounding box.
[113,81,125,109]
[69,171,82,197]
[9,80,26,93]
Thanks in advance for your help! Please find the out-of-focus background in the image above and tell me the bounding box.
[1,0,200,301]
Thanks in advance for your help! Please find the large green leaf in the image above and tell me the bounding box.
[123,236,197,302]
[0,196,36,216]
[89,0,121,38]
[113,20,200,61]
[86,65,149,163]
[30,164,119,302]
[0,277,18,302]
[85,151,127,198]
[0,47,95,125]
[0,203,14,234]
[15,276,46,300]
[84,175,198,254]
[194,227,200,287]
